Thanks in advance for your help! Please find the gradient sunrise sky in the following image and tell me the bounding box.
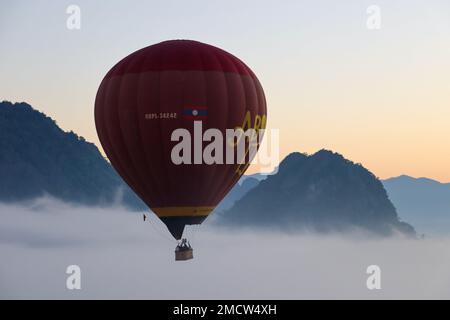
[1,0,449,181]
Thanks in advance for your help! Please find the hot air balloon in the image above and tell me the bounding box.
[94,40,267,260]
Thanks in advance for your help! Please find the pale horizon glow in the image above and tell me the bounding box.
[1,0,449,182]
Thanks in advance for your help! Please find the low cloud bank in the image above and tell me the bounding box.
[1,198,450,299]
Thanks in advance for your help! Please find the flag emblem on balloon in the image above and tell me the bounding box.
[183,106,208,120]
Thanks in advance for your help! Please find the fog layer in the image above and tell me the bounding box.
[1,198,449,299]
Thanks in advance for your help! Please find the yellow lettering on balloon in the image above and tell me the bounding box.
[234,110,267,175]
[261,114,267,130]
[241,110,252,131]
[254,115,262,132]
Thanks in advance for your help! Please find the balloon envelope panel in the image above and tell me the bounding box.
[95,40,267,239]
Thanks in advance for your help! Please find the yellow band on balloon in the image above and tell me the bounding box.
[151,206,215,217]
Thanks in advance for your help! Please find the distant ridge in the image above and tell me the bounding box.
[383,175,450,235]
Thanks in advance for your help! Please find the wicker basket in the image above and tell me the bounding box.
[175,248,193,261]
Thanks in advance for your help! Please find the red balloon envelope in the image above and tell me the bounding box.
[95,40,267,240]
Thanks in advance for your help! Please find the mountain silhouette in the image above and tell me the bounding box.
[383,175,450,235]
[0,101,145,209]
[218,150,415,236]
[216,177,260,212]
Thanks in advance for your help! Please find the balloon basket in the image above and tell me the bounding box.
[175,239,193,261]
[175,248,193,261]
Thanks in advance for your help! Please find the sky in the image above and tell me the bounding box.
[3,198,450,299]
[1,0,450,181]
